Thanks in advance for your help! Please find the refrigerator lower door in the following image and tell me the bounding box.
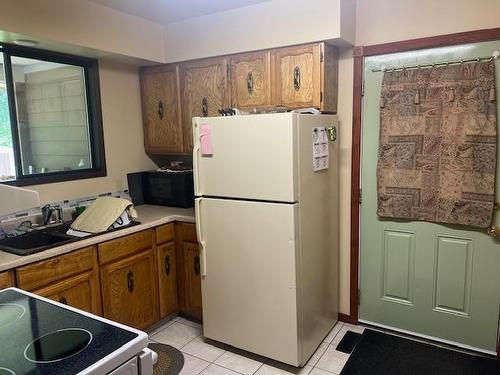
[196,197,302,366]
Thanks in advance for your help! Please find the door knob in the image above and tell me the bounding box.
[487,226,499,237]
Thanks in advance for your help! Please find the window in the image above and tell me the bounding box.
[0,44,105,186]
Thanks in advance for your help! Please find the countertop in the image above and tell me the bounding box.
[0,205,195,272]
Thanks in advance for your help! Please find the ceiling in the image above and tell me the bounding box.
[88,0,269,24]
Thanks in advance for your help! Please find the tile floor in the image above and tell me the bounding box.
[148,317,365,375]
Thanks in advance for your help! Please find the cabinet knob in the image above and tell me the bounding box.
[127,270,135,293]
[194,255,200,275]
[164,254,171,275]
[293,66,301,91]
[59,296,67,305]
[247,72,254,94]
[202,97,208,117]
[158,100,164,120]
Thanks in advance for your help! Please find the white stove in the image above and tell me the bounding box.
[0,288,156,374]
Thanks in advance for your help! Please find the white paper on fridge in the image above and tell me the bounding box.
[200,123,214,156]
[312,127,329,172]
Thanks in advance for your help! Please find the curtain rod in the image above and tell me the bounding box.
[371,50,500,73]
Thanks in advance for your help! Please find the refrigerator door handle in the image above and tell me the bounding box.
[193,143,201,196]
[195,198,207,277]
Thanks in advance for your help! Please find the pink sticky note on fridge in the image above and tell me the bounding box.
[200,123,214,155]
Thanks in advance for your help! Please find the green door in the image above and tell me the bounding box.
[360,41,500,353]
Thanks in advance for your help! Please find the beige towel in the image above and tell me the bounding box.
[71,197,137,234]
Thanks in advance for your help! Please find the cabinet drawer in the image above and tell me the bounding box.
[0,270,15,289]
[16,247,95,291]
[98,229,153,265]
[181,223,197,243]
[156,223,174,244]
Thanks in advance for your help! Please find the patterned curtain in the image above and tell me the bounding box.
[377,61,497,228]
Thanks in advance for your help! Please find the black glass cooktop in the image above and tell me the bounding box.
[0,288,139,374]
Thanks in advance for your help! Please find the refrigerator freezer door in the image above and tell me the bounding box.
[193,113,298,202]
[196,197,302,365]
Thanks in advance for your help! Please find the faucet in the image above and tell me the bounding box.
[41,204,63,226]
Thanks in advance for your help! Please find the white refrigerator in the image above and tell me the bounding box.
[193,112,339,366]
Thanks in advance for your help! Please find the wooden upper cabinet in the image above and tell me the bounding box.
[230,51,272,108]
[180,57,230,152]
[274,43,338,112]
[140,65,183,154]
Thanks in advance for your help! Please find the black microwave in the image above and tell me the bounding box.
[127,170,194,208]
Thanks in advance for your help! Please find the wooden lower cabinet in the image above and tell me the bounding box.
[100,249,159,329]
[183,241,202,319]
[0,270,15,289]
[157,241,178,318]
[34,271,102,315]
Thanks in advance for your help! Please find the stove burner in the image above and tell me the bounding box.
[24,328,92,363]
[0,368,15,375]
[0,304,25,329]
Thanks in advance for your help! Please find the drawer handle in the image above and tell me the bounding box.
[293,66,301,91]
[202,97,208,117]
[127,270,134,293]
[165,254,171,275]
[59,296,67,305]
[194,255,200,276]
[247,72,254,94]
[158,100,164,120]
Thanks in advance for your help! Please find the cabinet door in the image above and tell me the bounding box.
[184,241,202,319]
[230,51,272,108]
[100,249,159,329]
[157,241,178,318]
[140,65,183,154]
[0,270,15,290]
[34,271,102,315]
[274,43,322,109]
[180,57,229,152]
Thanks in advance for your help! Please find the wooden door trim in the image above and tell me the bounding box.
[348,27,500,334]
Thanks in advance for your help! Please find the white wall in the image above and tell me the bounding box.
[0,0,165,63]
[162,0,355,63]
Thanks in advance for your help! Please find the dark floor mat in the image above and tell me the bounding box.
[336,331,362,354]
[340,329,500,375]
[148,343,184,375]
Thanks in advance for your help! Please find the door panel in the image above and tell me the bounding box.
[275,44,321,108]
[360,41,500,353]
[433,236,473,316]
[193,113,297,202]
[100,249,159,329]
[180,57,229,152]
[140,66,183,154]
[197,197,301,365]
[381,229,415,305]
[230,51,272,108]
[184,241,202,318]
[157,242,178,318]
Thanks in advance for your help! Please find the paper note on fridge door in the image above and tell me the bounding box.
[200,123,214,155]
[312,127,328,171]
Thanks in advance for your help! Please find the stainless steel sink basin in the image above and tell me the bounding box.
[0,223,77,256]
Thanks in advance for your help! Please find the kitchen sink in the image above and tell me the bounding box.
[0,223,77,256]
[0,221,141,256]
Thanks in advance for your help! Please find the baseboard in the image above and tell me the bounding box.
[339,313,358,325]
